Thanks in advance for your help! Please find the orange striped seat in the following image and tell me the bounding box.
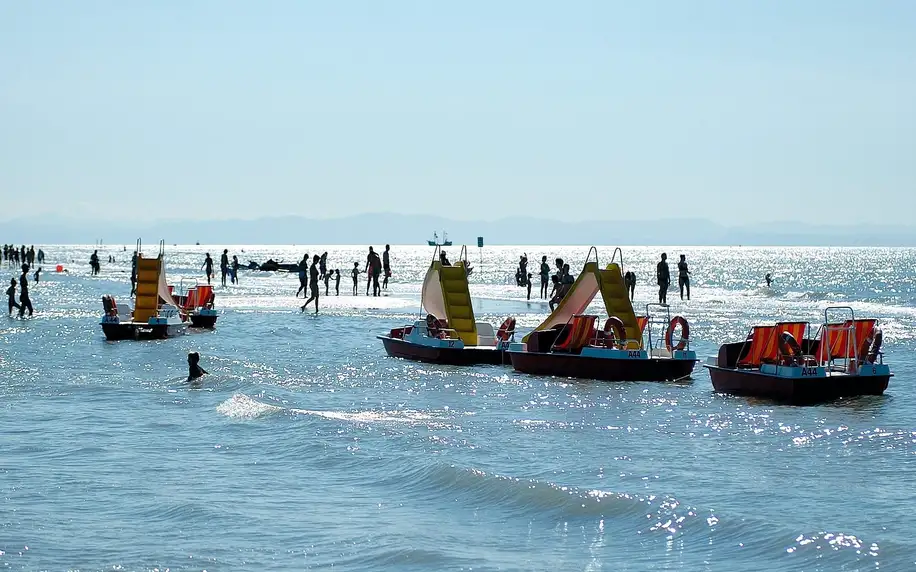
[553,315,598,353]
[820,319,875,363]
[195,285,214,308]
[182,288,198,311]
[737,326,776,367]
[852,319,877,360]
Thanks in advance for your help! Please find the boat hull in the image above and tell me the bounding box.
[707,366,890,404]
[102,321,187,341]
[189,313,218,329]
[509,351,696,382]
[379,336,507,366]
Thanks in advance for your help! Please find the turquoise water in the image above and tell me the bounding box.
[2,245,915,571]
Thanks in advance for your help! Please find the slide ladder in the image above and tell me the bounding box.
[598,263,640,348]
[133,240,164,323]
[440,261,478,346]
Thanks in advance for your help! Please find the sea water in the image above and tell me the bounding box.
[1,245,915,571]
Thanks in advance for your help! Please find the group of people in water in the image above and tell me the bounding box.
[4,245,43,268]
[513,254,571,306]
[293,245,392,313]
[200,250,242,287]
[510,252,696,308]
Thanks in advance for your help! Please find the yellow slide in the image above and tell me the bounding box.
[597,263,640,348]
[133,255,161,323]
[439,262,478,346]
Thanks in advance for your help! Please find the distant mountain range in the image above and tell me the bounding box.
[2,214,915,246]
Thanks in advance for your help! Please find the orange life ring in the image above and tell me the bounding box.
[665,316,689,351]
[779,331,802,357]
[426,314,441,338]
[496,317,516,342]
[604,316,626,347]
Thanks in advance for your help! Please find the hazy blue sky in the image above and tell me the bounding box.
[2,1,914,225]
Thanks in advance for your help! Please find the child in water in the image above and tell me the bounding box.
[7,278,21,315]
[351,263,360,295]
[187,351,208,381]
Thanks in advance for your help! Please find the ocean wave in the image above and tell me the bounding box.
[216,393,456,428]
[216,393,284,419]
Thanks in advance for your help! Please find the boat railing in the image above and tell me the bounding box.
[643,303,673,352]
[609,247,623,269]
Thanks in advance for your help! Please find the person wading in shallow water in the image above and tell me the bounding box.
[301,255,321,314]
[220,249,229,287]
[677,254,691,301]
[351,262,360,295]
[382,244,391,291]
[18,264,33,317]
[365,247,382,297]
[296,254,309,298]
[7,278,21,316]
[187,352,208,381]
[656,253,670,305]
[201,253,214,285]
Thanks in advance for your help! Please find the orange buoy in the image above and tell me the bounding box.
[665,316,690,351]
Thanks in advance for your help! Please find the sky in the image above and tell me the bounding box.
[2,0,914,226]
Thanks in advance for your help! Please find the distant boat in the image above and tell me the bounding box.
[428,231,452,247]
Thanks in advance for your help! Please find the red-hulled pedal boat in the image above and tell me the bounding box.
[171,281,219,328]
[508,248,697,382]
[379,246,515,365]
[705,306,891,404]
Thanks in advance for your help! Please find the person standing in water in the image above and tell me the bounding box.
[296,254,309,298]
[130,250,138,296]
[220,249,229,287]
[765,273,772,287]
[18,264,33,317]
[323,268,331,296]
[7,278,21,316]
[33,267,41,283]
[656,253,670,305]
[382,245,391,290]
[539,256,550,299]
[365,247,382,296]
[90,250,100,275]
[201,253,214,285]
[351,262,360,295]
[301,255,321,314]
[526,273,533,300]
[334,269,341,296]
[231,255,240,284]
[677,254,690,300]
[624,271,636,300]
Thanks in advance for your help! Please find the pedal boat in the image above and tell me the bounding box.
[101,295,186,340]
[381,314,516,366]
[704,307,891,404]
[508,248,697,382]
[379,245,515,365]
[171,281,219,329]
[99,240,188,341]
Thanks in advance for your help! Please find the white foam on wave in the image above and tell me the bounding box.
[216,393,284,419]
[217,393,456,427]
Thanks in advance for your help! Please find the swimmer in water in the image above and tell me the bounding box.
[187,351,208,381]
[765,273,772,287]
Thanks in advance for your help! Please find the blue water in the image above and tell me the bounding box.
[2,245,915,571]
